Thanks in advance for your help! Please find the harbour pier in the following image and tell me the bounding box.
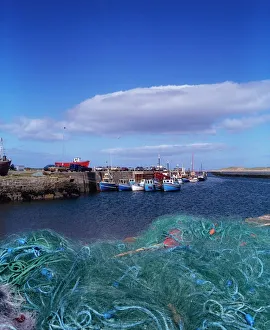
[210,168,270,179]
[0,171,97,202]
[0,170,156,202]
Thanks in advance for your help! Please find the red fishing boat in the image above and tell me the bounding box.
[55,157,90,168]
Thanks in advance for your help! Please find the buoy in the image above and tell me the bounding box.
[209,228,216,235]
[15,314,26,323]
[123,237,137,243]
[163,228,182,247]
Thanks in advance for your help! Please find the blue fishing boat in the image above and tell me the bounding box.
[144,179,156,192]
[99,171,118,192]
[162,178,181,192]
[154,180,163,191]
[118,179,135,191]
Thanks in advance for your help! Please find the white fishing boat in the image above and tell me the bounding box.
[131,183,144,191]
[198,170,207,181]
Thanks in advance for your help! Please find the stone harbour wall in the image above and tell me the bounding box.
[0,171,98,203]
[0,170,155,203]
[95,170,154,183]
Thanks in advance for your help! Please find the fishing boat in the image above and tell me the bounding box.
[172,174,183,184]
[118,179,135,191]
[198,176,206,181]
[0,138,11,176]
[131,183,144,191]
[99,171,118,191]
[162,178,181,192]
[181,178,190,183]
[198,171,207,181]
[55,157,90,168]
[189,177,198,183]
[144,179,156,192]
[154,180,163,191]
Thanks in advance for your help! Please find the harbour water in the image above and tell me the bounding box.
[0,175,269,241]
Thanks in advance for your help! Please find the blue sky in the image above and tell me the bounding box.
[1,0,270,169]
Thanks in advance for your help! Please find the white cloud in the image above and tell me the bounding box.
[1,80,270,140]
[102,142,227,158]
[220,114,270,131]
[0,118,65,141]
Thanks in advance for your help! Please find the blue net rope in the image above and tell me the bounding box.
[1,214,270,329]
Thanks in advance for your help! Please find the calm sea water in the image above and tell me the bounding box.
[0,175,269,241]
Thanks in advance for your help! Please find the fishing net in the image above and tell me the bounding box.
[1,214,270,329]
[0,284,36,329]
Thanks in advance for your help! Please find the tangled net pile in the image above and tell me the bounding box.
[1,214,270,329]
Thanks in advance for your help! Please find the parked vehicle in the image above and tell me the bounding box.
[69,164,91,172]
[135,166,144,171]
[120,167,129,171]
[95,166,106,171]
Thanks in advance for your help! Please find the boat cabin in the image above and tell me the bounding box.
[163,178,179,184]
[102,172,115,183]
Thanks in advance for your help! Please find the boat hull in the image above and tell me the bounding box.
[99,182,118,192]
[154,183,163,191]
[55,161,90,168]
[144,184,155,192]
[0,160,11,176]
[131,184,144,191]
[182,178,190,183]
[118,184,132,191]
[163,183,181,192]
[198,176,206,181]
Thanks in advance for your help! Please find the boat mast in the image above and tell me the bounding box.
[109,151,112,169]
[0,138,3,158]
[167,160,170,177]
[0,138,5,159]
[62,127,66,164]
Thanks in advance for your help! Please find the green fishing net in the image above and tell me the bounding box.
[1,214,270,329]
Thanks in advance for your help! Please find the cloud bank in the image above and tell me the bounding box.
[1,80,270,140]
[102,142,227,159]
